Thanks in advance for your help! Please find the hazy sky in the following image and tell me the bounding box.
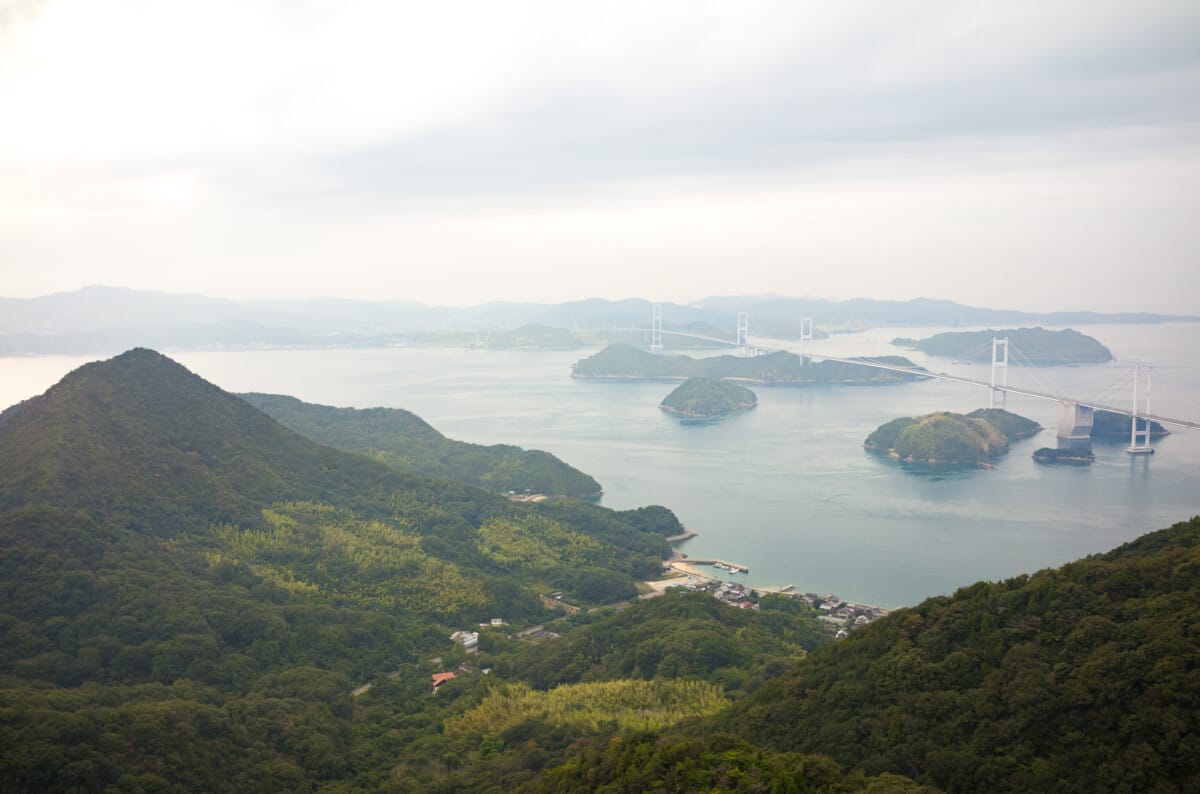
[2,1,1199,312]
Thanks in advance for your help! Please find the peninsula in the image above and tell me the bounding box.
[572,344,926,385]
[660,378,757,419]
[892,327,1114,365]
[865,408,1040,467]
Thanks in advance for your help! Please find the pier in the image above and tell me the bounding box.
[665,530,698,542]
[686,558,750,573]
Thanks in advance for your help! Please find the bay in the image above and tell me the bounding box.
[2,322,1197,608]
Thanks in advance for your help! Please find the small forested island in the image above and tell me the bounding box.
[1033,446,1096,465]
[865,408,1040,466]
[573,343,925,385]
[660,377,757,419]
[893,326,1114,365]
[1090,408,1170,439]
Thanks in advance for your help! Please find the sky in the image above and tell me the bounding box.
[1,0,1199,312]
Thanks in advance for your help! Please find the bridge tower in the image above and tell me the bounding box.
[798,317,813,363]
[650,304,663,353]
[1128,363,1154,455]
[989,338,1009,408]
[736,312,750,357]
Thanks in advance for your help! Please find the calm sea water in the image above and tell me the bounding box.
[2,322,1198,607]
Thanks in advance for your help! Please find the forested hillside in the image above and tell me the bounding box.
[1,349,1195,792]
[0,350,678,791]
[240,392,601,497]
[721,516,1200,792]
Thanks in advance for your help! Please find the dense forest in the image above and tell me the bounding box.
[1,349,1196,792]
[964,408,1042,440]
[722,517,1200,792]
[240,393,601,497]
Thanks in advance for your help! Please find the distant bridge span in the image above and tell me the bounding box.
[639,325,1200,431]
[789,347,1200,432]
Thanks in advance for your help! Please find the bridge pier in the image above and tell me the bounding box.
[1057,401,1094,443]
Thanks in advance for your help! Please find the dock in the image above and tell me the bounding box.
[665,530,698,542]
[687,558,750,574]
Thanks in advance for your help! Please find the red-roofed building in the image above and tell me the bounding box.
[431,672,456,692]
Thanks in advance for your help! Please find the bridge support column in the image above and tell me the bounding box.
[1057,402,1094,444]
[1128,362,1154,454]
[736,312,749,357]
[990,338,1009,409]
[650,304,663,353]
[798,317,813,364]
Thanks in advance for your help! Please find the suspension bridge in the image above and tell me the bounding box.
[639,305,1199,450]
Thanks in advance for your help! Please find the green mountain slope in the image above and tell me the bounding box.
[0,349,676,790]
[0,348,443,535]
[723,516,1200,792]
[239,392,601,497]
[4,348,1195,793]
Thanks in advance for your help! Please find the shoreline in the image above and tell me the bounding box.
[665,559,796,596]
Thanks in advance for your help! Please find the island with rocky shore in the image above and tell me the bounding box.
[865,408,1041,467]
[660,378,757,420]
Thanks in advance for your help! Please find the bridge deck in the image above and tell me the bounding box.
[624,328,1199,431]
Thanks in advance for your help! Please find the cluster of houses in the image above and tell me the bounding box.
[675,577,758,609]
[670,579,889,639]
[799,593,890,638]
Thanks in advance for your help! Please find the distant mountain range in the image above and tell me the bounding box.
[0,285,1194,355]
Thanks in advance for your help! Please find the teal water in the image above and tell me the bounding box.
[2,323,1197,607]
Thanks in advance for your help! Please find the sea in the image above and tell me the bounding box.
[2,322,1198,609]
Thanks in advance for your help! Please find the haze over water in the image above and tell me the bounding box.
[2,322,1197,608]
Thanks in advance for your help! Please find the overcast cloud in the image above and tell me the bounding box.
[2,0,1199,311]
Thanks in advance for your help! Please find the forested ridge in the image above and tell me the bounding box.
[0,350,687,790]
[1,349,1195,792]
[721,517,1200,792]
[239,393,601,497]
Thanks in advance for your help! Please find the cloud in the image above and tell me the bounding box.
[1,1,1199,312]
